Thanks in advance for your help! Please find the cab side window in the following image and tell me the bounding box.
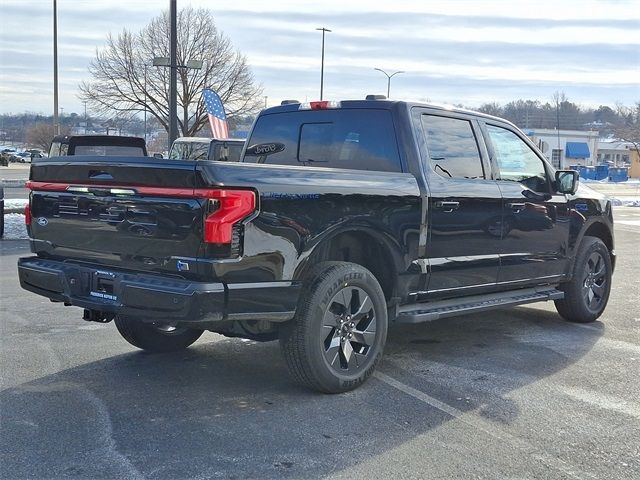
[421,115,485,180]
[486,125,549,193]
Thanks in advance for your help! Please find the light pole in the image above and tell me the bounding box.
[143,65,147,143]
[316,27,331,100]
[169,0,177,149]
[374,68,404,98]
[152,56,202,146]
[83,101,88,134]
[53,0,59,134]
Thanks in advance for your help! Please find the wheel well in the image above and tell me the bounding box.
[304,231,396,301]
[583,222,613,253]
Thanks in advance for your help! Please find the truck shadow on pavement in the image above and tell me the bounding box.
[0,307,603,479]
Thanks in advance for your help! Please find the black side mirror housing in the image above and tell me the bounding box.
[556,170,579,195]
[153,153,164,159]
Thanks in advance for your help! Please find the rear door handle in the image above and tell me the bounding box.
[507,202,526,213]
[435,201,460,212]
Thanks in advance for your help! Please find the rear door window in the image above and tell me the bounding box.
[244,109,401,172]
[421,115,485,179]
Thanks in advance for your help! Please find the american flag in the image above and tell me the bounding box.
[202,88,229,138]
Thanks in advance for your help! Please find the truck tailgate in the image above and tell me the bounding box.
[28,156,204,275]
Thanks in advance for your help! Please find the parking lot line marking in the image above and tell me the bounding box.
[374,371,595,480]
[559,385,640,420]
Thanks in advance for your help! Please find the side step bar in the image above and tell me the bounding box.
[396,287,564,324]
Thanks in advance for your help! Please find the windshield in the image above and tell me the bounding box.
[169,141,209,160]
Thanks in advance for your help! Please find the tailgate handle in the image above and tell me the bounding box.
[89,170,114,181]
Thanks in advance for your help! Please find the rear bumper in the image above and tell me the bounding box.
[18,257,299,324]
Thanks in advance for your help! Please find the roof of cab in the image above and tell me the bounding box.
[259,99,510,125]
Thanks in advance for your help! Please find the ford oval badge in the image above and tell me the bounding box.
[37,217,48,226]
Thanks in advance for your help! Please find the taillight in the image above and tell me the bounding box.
[299,100,341,110]
[25,204,31,225]
[203,190,256,244]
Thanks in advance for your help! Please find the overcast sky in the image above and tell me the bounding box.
[0,0,638,115]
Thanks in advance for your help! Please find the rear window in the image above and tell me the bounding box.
[73,145,144,156]
[244,109,401,172]
[212,143,243,162]
[169,141,209,160]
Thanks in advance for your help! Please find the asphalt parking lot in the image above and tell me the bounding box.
[1,208,639,479]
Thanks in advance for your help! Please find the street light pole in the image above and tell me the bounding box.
[53,0,59,135]
[316,27,331,100]
[143,65,147,143]
[168,0,178,149]
[374,68,405,98]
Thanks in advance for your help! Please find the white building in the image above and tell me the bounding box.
[525,129,599,169]
[596,140,633,167]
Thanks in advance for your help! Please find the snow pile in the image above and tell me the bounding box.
[610,197,640,207]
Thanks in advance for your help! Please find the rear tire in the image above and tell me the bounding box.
[555,237,612,323]
[279,261,388,393]
[114,315,203,352]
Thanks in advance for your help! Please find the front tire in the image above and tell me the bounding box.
[280,262,388,393]
[114,315,204,352]
[555,237,612,323]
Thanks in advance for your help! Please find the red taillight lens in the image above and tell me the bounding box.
[25,204,31,225]
[203,190,256,244]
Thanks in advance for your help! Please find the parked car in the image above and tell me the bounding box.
[18,98,614,393]
[14,152,32,163]
[169,137,244,162]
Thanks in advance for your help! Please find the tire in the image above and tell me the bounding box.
[114,315,204,352]
[280,261,388,393]
[555,237,612,323]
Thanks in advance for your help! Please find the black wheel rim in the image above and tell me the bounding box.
[322,286,377,374]
[582,251,608,312]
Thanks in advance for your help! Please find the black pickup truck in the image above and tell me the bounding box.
[18,99,615,393]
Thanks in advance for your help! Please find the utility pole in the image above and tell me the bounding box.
[53,0,59,135]
[316,27,331,100]
[168,0,178,149]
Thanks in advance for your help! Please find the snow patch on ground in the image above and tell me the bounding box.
[2,213,28,239]
[4,198,28,209]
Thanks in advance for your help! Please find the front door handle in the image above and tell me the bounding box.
[435,201,460,212]
[507,202,526,213]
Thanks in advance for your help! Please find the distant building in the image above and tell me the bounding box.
[525,129,599,169]
[596,140,633,167]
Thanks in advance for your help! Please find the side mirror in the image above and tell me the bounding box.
[556,170,579,195]
[153,153,163,159]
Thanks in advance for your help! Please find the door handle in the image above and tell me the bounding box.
[435,201,460,212]
[507,202,526,213]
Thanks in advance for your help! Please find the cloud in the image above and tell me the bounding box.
[0,0,638,114]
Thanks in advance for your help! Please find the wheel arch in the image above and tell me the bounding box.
[294,227,402,302]
[572,220,615,274]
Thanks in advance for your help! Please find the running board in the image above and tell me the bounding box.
[396,287,564,324]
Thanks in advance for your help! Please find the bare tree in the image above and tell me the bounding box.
[79,7,263,137]
[26,123,69,152]
[613,105,640,153]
